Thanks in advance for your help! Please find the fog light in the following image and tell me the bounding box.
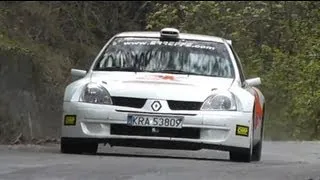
[64,115,76,126]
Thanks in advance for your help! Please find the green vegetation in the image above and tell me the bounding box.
[147,1,320,140]
[0,1,319,143]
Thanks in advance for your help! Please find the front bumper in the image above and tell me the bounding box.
[61,102,253,150]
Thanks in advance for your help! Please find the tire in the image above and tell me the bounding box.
[251,105,265,162]
[229,149,252,162]
[251,140,262,161]
[230,139,261,162]
[60,138,98,155]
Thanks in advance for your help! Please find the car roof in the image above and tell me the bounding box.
[114,31,226,43]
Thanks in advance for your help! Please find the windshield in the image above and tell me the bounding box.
[93,37,235,78]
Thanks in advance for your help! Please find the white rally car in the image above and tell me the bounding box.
[61,28,265,162]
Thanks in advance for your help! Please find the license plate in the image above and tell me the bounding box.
[127,114,184,128]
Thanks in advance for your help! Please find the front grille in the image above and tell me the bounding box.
[167,100,202,110]
[111,97,147,108]
[110,124,200,139]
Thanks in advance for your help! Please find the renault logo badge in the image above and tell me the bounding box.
[151,101,162,111]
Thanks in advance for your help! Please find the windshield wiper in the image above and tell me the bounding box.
[156,69,219,77]
[95,67,141,72]
[157,69,201,76]
[158,69,190,74]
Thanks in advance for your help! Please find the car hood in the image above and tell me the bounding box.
[90,72,234,102]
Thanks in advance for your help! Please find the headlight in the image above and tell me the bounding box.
[79,82,112,105]
[201,91,237,111]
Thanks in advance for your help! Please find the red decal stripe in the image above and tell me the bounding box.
[253,91,263,129]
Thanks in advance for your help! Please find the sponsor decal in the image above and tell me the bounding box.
[137,75,177,81]
[122,40,216,50]
[64,115,76,126]
[236,125,249,137]
[156,75,175,80]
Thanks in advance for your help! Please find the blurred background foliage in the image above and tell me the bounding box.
[0,1,319,143]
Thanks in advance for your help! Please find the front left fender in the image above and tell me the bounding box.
[63,77,91,102]
[229,86,255,113]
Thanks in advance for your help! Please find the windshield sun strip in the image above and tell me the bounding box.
[92,37,235,78]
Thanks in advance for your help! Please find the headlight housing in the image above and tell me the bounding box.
[79,82,112,105]
[201,91,237,111]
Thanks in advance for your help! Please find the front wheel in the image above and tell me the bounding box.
[229,149,252,162]
[60,138,98,155]
[251,140,262,161]
[230,104,264,163]
[252,104,265,162]
[230,140,262,162]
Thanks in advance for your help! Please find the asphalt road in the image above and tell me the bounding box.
[0,141,320,180]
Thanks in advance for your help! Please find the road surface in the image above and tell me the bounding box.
[0,141,320,180]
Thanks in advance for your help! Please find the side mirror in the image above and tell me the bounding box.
[71,68,87,81]
[245,77,261,87]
